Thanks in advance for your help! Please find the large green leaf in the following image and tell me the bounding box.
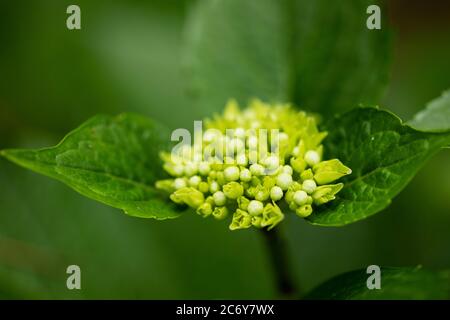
[1,114,181,220]
[0,162,275,299]
[305,266,450,300]
[184,0,390,115]
[409,90,450,132]
[308,107,450,226]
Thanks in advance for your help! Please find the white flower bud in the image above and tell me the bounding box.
[239,168,252,182]
[209,181,219,193]
[304,150,320,166]
[248,200,264,216]
[198,162,211,175]
[292,146,300,156]
[270,186,283,201]
[293,190,308,205]
[213,191,227,206]
[174,178,187,190]
[276,173,293,190]
[172,164,184,176]
[188,175,201,187]
[224,166,240,181]
[250,163,265,176]
[184,162,198,176]
[302,179,317,194]
[282,165,293,175]
[264,155,279,170]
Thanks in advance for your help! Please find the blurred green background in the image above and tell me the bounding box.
[0,0,449,299]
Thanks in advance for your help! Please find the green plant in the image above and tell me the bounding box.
[2,0,450,299]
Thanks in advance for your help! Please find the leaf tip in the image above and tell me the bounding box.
[0,149,16,161]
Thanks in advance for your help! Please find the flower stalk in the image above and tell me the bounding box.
[261,228,298,298]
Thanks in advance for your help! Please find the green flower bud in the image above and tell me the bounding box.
[254,186,270,201]
[216,171,226,185]
[285,181,302,203]
[289,202,298,211]
[223,182,244,199]
[205,196,215,205]
[237,196,250,210]
[261,203,284,230]
[198,181,210,193]
[313,159,352,185]
[285,190,294,203]
[251,215,263,228]
[208,170,217,180]
[170,187,204,208]
[155,179,175,193]
[312,183,343,205]
[296,204,313,218]
[212,206,229,220]
[262,176,276,189]
[250,176,262,186]
[196,202,213,217]
[300,168,314,181]
[229,209,252,230]
[290,157,307,173]
[163,163,184,177]
[245,185,258,198]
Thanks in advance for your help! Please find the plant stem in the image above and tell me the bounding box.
[261,228,298,298]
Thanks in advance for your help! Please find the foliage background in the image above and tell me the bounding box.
[0,0,449,298]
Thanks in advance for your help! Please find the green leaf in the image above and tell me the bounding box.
[1,114,181,220]
[408,90,450,132]
[308,107,450,226]
[184,0,390,115]
[305,266,450,300]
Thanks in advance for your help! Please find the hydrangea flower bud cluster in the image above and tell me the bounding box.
[156,100,351,231]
